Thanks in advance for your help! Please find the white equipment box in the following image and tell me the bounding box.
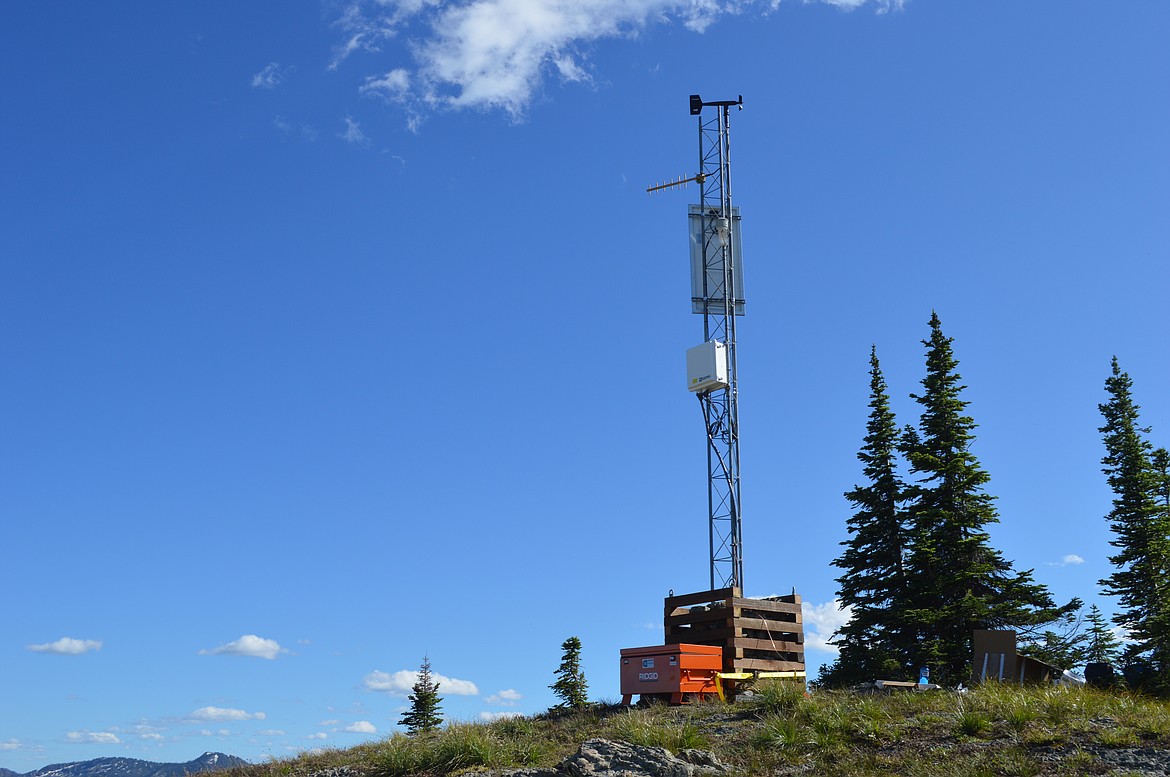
[686,341,729,393]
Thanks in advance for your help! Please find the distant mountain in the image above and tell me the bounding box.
[7,752,246,777]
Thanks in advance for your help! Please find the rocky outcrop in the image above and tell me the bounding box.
[482,738,730,777]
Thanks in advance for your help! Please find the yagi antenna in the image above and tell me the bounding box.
[646,172,706,195]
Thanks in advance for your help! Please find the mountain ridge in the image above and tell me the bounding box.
[2,752,246,777]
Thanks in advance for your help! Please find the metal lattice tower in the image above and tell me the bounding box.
[692,95,744,591]
[646,94,746,592]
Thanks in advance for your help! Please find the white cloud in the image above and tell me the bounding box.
[251,62,292,89]
[27,637,102,655]
[1048,554,1085,567]
[258,729,286,736]
[485,689,522,705]
[66,732,121,745]
[1,740,21,751]
[342,721,377,734]
[820,0,906,12]
[139,733,164,741]
[363,669,479,696]
[478,711,521,722]
[335,0,904,118]
[802,600,853,654]
[120,724,165,738]
[360,69,412,102]
[199,634,286,660]
[191,706,266,722]
[339,116,369,145]
[307,733,328,740]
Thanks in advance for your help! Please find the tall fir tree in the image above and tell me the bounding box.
[1084,604,1122,666]
[823,347,911,685]
[398,656,443,735]
[900,312,1077,684]
[1098,358,1170,689]
[549,636,588,709]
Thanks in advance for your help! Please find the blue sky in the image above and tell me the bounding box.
[2,0,1168,768]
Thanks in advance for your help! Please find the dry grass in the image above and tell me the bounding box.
[223,684,1170,777]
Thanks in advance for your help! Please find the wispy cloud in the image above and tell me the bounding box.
[341,721,377,734]
[190,706,266,722]
[199,634,287,660]
[1,740,22,751]
[335,0,905,120]
[363,669,479,696]
[485,689,522,706]
[65,732,120,745]
[27,637,102,655]
[802,600,853,654]
[251,62,293,89]
[339,116,369,145]
[114,724,166,742]
[1047,554,1085,567]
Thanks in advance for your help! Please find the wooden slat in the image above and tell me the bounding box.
[731,597,802,616]
[732,637,804,653]
[666,608,734,626]
[665,628,736,643]
[744,653,805,663]
[669,625,801,642]
[737,616,804,634]
[664,587,739,609]
[735,658,807,672]
[739,608,803,624]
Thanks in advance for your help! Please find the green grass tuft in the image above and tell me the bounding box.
[221,685,1170,777]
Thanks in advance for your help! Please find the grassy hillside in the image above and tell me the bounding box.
[232,683,1170,776]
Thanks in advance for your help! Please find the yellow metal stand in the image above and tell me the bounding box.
[714,672,753,702]
[714,670,807,701]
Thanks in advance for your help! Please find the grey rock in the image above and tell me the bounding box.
[1089,746,1170,776]
[478,738,729,777]
[561,739,729,777]
[306,768,363,777]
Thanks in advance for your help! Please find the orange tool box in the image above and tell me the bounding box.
[619,643,723,705]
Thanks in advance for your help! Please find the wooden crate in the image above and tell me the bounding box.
[664,587,805,674]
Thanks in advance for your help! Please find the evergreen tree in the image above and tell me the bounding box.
[1084,604,1122,666]
[398,656,443,735]
[900,312,1077,685]
[1018,611,1087,671]
[550,636,588,709]
[1098,358,1170,688]
[824,347,911,685]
